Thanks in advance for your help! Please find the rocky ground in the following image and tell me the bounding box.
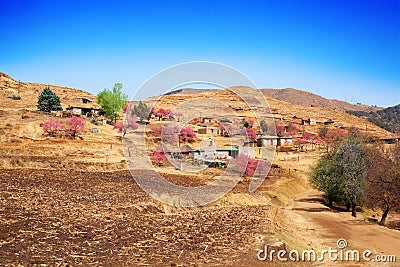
[0,169,286,266]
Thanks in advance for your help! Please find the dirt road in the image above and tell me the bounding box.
[288,189,400,266]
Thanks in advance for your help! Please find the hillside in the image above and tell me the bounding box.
[0,71,394,142]
[164,88,211,95]
[347,104,400,133]
[0,72,123,171]
[261,88,381,112]
[0,72,97,110]
[147,86,394,139]
[161,86,382,112]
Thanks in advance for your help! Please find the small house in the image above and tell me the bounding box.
[219,118,232,123]
[238,147,256,157]
[244,140,258,147]
[179,144,194,154]
[258,136,278,146]
[302,118,317,125]
[275,125,287,136]
[197,126,222,135]
[324,119,335,125]
[278,135,293,146]
[215,147,239,159]
[201,117,216,123]
[73,97,93,104]
[157,144,193,158]
[257,135,293,147]
[66,105,101,116]
[65,97,101,117]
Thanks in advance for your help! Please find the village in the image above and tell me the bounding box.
[130,98,399,174]
[33,89,399,175]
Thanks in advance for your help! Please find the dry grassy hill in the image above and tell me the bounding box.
[147,86,393,139]
[163,86,382,112]
[0,72,122,171]
[0,72,97,111]
[261,88,381,112]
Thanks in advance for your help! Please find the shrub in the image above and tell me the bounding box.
[180,126,197,142]
[245,128,257,141]
[113,122,124,132]
[260,120,269,133]
[150,127,162,137]
[152,108,171,120]
[42,120,64,135]
[66,116,86,138]
[128,115,139,130]
[131,101,151,122]
[161,125,180,143]
[231,153,267,176]
[151,148,167,166]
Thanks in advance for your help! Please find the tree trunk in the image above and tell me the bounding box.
[351,202,357,217]
[379,207,390,225]
[346,203,350,212]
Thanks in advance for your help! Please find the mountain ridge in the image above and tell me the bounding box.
[165,87,382,112]
[261,88,381,112]
[347,104,400,133]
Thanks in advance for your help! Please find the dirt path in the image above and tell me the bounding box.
[286,189,400,266]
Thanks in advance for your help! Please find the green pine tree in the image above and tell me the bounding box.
[37,87,63,112]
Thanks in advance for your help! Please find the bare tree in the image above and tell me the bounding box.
[364,143,400,225]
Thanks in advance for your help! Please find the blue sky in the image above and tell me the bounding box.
[1,0,399,107]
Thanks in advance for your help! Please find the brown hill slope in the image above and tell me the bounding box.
[0,72,392,139]
[147,86,394,139]
[161,87,381,112]
[261,88,381,112]
[0,72,97,110]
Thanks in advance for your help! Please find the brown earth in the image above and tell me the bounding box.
[0,168,291,266]
[286,189,400,266]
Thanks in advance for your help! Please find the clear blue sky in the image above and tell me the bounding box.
[1,0,399,107]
